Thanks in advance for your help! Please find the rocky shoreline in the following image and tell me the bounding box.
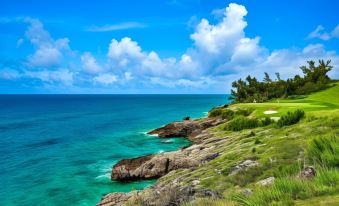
[97,116,227,206]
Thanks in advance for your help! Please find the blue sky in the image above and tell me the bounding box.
[0,0,338,94]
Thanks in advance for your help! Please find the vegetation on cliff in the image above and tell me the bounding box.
[230,60,334,103]
[99,60,338,206]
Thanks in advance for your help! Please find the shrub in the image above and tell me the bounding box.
[277,109,305,127]
[261,117,273,126]
[254,138,262,144]
[224,116,260,131]
[209,108,223,117]
[221,109,235,120]
[235,108,254,116]
[307,135,339,168]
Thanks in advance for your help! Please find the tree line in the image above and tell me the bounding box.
[230,60,334,103]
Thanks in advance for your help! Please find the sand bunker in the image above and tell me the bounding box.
[264,110,278,114]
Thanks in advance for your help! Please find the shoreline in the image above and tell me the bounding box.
[97,114,226,205]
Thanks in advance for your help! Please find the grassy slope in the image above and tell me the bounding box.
[230,83,339,119]
[168,84,339,206]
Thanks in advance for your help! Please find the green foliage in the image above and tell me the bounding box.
[230,60,333,103]
[277,109,305,127]
[254,138,262,144]
[261,117,273,126]
[209,108,223,117]
[235,108,254,116]
[209,108,253,120]
[224,116,260,131]
[232,168,339,206]
[307,135,339,168]
[252,147,256,153]
[221,109,235,119]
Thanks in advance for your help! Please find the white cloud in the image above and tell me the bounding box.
[81,52,102,74]
[24,17,71,67]
[5,4,339,93]
[93,73,118,85]
[307,25,339,40]
[25,69,74,86]
[124,72,133,81]
[190,3,248,55]
[100,3,338,91]
[332,25,339,38]
[107,37,145,67]
[87,22,146,32]
[27,47,62,67]
[0,69,21,80]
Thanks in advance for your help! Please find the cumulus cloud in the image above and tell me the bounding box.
[24,17,71,67]
[107,37,145,67]
[191,3,248,54]
[94,73,118,85]
[81,52,102,74]
[0,69,21,80]
[307,25,339,40]
[25,69,74,86]
[99,3,338,91]
[4,3,339,93]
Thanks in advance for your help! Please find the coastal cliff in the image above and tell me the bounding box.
[98,116,227,206]
[97,83,339,206]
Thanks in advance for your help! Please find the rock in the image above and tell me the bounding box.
[111,152,199,182]
[199,189,221,198]
[147,118,225,140]
[242,188,253,196]
[202,153,219,162]
[300,166,316,179]
[111,154,154,181]
[230,160,260,175]
[192,179,200,186]
[97,192,135,206]
[183,116,190,121]
[256,177,275,186]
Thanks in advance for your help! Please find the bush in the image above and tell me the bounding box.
[277,109,305,127]
[209,108,223,117]
[235,108,254,117]
[254,138,262,144]
[261,117,273,126]
[221,109,235,119]
[225,116,260,131]
[307,135,339,168]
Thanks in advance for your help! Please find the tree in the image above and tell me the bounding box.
[263,72,272,83]
[275,72,281,81]
[230,59,333,103]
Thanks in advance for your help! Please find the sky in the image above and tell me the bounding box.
[0,0,338,94]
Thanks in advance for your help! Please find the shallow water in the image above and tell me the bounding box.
[0,94,228,206]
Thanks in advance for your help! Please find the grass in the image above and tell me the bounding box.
[230,83,339,119]
[295,194,339,206]
[307,135,339,167]
[127,84,339,206]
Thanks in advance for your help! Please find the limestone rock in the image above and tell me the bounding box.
[230,160,260,175]
[300,166,316,179]
[111,152,199,182]
[256,177,275,186]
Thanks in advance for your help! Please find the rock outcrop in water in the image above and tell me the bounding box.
[147,117,225,141]
[111,151,199,182]
[98,116,226,206]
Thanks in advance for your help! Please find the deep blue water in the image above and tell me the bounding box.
[0,95,228,206]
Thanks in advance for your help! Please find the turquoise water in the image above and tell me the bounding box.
[0,95,228,206]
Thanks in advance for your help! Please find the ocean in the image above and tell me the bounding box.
[0,94,228,206]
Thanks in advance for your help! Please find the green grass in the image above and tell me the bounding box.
[295,194,339,206]
[124,84,339,206]
[230,83,339,119]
